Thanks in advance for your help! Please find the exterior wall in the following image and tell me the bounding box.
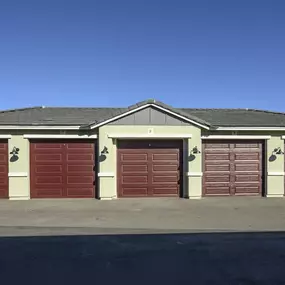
[267,136,284,197]
[110,107,188,126]
[8,135,30,200]
[98,125,202,199]
[0,127,283,200]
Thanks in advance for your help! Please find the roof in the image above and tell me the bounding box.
[1,99,285,128]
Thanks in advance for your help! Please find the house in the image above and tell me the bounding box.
[0,99,284,200]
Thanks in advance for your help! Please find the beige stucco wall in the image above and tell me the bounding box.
[8,135,30,199]
[266,136,284,197]
[98,125,202,199]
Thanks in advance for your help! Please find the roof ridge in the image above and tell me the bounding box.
[244,108,285,116]
[0,106,44,114]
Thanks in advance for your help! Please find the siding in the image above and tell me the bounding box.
[109,107,189,126]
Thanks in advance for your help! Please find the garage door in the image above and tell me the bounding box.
[30,140,96,198]
[203,140,264,196]
[0,140,8,198]
[117,140,182,197]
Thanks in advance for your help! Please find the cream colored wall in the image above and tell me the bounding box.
[98,125,202,199]
[266,136,284,197]
[8,135,30,199]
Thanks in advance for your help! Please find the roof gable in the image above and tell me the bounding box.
[83,99,211,130]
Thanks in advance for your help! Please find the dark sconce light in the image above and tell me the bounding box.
[191,146,201,154]
[273,147,284,155]
[101,146,109,155]
[10,146,20,156]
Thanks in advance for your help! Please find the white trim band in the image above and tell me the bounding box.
[24,134,97,139]
[202,135,271,140]
[186,172,203,177]
[0,135,12,139]
[217,127,285,131]
[282,136,285,139]
[0,126,80,130]
[108,133,192,139]
[8,172,28,177]
[267,172,285,176]
[98,172,115,177]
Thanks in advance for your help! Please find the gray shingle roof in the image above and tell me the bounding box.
[1,100,285,128]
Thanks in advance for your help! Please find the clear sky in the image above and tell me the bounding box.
[0,0,284,111]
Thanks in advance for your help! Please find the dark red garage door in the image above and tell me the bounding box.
[203,140,264,196]
[117,140,182,197]
[30,140,96,198]
[0,140,8,198]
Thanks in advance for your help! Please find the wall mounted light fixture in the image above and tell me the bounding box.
[272,147,284,155]
[191,146,201,154]
[101,146,109,155]
[10,146,20,156]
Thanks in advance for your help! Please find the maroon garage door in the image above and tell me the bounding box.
[117,140,182,197]
[203,140,264,196]
[0,140,8,198]
[30,140,96,198]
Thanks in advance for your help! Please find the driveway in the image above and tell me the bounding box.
[1,198,285,284]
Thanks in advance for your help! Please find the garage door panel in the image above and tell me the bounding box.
[152,175,178,183]
[152,164,178,172]
[35,165,63,173]
[0,165,6,173]
[0,154,7,163]
[122,165,148,173]
[235,185,260,194]
[30,141,95,198]
[234,143,261,149]
[153,187,179,196]
[121,187,148,197]
[122,175,148,184]
[205,163,230,172]
[36,176,63,184]
[66,154,94,162]
[235,174,260,182]
[66,187,94,197]
[204,185,231,195]
[35,154,63,162]
[204,143,231,149]
[67,175,94,184]
[234,153,260,161]
[203,140,263,196]
[66,143,94,149]
[204,174,230,183]
[0,176,7,184]
[235,163,260,171]
[67,165,94,173]
[35,188,64,197]
[205,153,230,161]
[33,143,63,149]
[120,153,148,162]
[152,153,178,161]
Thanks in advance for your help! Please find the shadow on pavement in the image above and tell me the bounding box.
[1,231,285,285]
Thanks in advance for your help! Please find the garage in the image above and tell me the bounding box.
[30,140,96,198]
[117,140,182,197]
[0,140,8,198]
[203,140,264,196]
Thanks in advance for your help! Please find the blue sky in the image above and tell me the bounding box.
[0,0,284,110]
